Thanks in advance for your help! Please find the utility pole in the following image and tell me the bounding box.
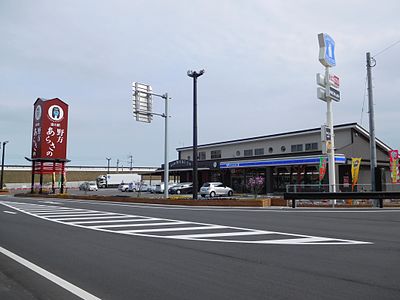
[116,159,119,172]
[0,141,9,190]
[187,69,205,200]
[128,155,133,171]
[366,52,377,192]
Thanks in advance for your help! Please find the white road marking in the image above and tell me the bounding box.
[0,246,100,300]
[3,210,17,215]
[41,201,62,205]
[120,225,225,234]
[168,230,268,239]
[55,215,134,222]
[73,218,154,224]
[0,201,372,245]
[43,213,113,218]
[90,221,190,229]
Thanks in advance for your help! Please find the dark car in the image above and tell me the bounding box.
[169,183,193,194]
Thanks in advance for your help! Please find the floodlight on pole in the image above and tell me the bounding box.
[187,69,205,200]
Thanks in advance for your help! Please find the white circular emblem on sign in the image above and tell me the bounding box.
[48,105,64,121]
[213,162,217,168]
[34,105,42,121]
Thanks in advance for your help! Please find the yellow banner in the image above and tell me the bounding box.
[351,158,362,191]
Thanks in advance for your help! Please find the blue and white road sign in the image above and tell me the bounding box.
[318,33,336,67]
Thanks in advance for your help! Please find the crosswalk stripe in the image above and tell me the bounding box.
[72,218,154,225]
[24,209,79,213]
[56,215,135,221]
[45,213,113,219]
[91,221,190,229]
[168,230,269,239]
[35,211,98,215]
[121,225,225,234]
[258,237,335,244]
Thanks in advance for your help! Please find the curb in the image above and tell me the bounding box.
[13,193,272,207]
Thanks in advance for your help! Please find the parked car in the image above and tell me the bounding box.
[200,182,233,198]
[155,182,178,193]
[79,181,98,191]
[148,184,157,193]
[169,182,193,194]
[118,182,135,192]
[136,183,149,192]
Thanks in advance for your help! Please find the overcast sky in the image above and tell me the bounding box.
[1,0,399,167]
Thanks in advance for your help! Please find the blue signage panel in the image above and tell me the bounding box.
[318,33,336,67]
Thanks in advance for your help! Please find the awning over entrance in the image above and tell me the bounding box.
[220,154,346,169]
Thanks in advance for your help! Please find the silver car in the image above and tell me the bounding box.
[200,182,233,198]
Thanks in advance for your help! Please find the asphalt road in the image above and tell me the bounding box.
[1,194,399,300]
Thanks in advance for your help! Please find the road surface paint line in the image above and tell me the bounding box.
[43,213,114,219]
[120,225,226,234]
[0,201,372,245]
[91,221,190,229]
[14,208,80,213]
[35,210,104,216]
[0,246,101,300]
[168,230,269,239]
[3,210,17,215]
[72,218,158,225]
[56,215,136,222]
[41,201,62,205]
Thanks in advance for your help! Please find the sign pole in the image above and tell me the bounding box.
[325,66,336,193]
[164,93,169,199]
[132,82,170,199]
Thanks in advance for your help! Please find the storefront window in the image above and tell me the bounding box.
[211,150,221,159]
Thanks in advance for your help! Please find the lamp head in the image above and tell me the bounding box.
[187,69,205,78]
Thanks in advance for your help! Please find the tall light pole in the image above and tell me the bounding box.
[106,157,111,188]
[0,141,9,190]
[129,155,133,171]
[106,157,111,174]
[187,69,204,200]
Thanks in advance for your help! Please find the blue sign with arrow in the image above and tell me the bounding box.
[318,33,336,67]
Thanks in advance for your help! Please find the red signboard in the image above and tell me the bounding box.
[31,98,69,160]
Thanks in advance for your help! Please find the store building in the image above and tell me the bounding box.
[161,123,392,194]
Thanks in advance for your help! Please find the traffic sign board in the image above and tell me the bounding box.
[132,82,153,123]
[329,87,340,102]
[329,74,340,88]
[317,87,327,102]
[318,33,336,67]
[316,73,326,87]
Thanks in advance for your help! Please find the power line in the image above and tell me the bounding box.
[360,74,368,126]
[372,38,400,58]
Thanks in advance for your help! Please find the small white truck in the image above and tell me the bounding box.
[96,173,141,188]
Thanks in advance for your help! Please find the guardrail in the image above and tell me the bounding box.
[285,184,372,193]
[283,191,400,208]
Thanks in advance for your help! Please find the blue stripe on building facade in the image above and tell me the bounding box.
[220,156,346,169]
